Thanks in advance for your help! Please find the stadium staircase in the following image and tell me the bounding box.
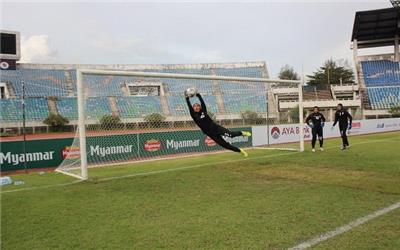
[160,95,171,116]
[47,98,58,115]
[5,82,16,98]
[108,96,120,116]
[360,88,372,109]
[64,71,75,97]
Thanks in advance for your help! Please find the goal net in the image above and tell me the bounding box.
[56,70,304,180]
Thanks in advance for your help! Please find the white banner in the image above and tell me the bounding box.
[252,118,400,146]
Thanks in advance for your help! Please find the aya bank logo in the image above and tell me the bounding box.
[271,127,280,139]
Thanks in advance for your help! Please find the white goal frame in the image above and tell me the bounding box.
[68,69,304,180]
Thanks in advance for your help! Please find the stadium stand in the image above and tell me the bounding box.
[0,69,69,97]
[0,98,49,122]
[367,87,400,109]
[215,67,263,77]
[116,96,162,118]
[56,98,78,120]
[86,97,112,120]
[359,59,400,109]
[351,7,400,114]
[223,94,267,113]
[0,62,268,124]
[361,60,400,87]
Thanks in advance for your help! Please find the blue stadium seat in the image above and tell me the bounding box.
[0,98,49,122]
[367,87,400,109]
[0,99,22,122]
[222,94,267,113]
[361,60,400,109]
[56,98,78,120]
[86,97,112,120]
[116,96,162,118]
[361,60,400,87]
[215,67,263,78]
[0,69,69,97]
[0,66,269,121]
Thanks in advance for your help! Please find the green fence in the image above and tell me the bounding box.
[1,128,251,172]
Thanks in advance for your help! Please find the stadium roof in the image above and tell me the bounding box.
[351,7,400,48]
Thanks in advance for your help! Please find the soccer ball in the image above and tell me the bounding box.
[185,87,198,97]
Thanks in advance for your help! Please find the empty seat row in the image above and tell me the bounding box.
[367,87,400,110]
[361,60,400,87]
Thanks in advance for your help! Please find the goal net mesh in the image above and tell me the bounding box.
[56,71,302,179]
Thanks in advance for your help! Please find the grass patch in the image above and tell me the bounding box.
[1,132,400,249]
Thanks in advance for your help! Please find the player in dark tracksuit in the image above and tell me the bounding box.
[305,106,326,152]
[332,103,353,150]
[185,93,251,157]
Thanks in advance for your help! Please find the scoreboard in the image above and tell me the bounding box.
[0,30,20,70]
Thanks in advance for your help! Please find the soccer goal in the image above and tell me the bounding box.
[56,69,304,180]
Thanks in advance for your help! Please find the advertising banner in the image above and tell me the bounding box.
[0,138,74,171]
[252,118,400,146]
[1,127,252,172]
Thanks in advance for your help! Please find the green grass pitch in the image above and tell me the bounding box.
[1,131,400,249]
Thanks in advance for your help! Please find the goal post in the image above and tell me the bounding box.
[56,69,304,180]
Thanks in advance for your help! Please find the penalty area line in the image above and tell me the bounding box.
[288,201,400,250]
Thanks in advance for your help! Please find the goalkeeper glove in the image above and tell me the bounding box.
[348,124,352,130]
[321,122,325,128]
[308,124,313,128]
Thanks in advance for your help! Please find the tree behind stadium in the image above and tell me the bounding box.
[307,59,354,86]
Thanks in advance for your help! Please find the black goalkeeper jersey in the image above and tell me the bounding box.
[333,109,353,127]
[305,112,326,129]
[186,94,219,134]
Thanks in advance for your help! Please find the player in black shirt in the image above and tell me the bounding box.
[305,106,326,152]
[332,103,353,150]
[185,92,251,157]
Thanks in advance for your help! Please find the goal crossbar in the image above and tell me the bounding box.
[78,69,302,84]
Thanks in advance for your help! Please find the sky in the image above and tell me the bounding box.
[0,0,394,77]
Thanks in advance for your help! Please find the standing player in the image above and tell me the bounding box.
[332,103,353,150]
[185,91,251,157]
[305,106,326,152]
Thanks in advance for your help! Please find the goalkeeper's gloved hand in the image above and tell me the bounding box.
[308,124,313,129]
[348,124,352,130]
[321,122,325,128]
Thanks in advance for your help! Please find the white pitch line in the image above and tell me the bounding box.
[0,180,83,194]
[288,201,400,250]
[1,136,399,194]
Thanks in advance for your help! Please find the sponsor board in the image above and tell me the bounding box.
[62,146,80,159]
[1,128,251,172]
[252,118,400,146]
[205,136,217,147]
[1,138,73,171]
[144,139,161,152]
[263,124,311,144]
[1,151,55,166]
[139,128,252,157]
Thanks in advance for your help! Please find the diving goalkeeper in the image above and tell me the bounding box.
[185,91,251,157]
